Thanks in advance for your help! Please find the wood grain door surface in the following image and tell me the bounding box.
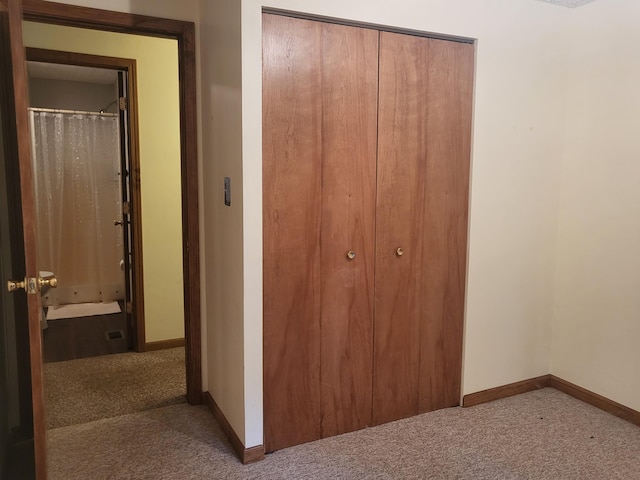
[262,13,378,453]
[263,13,474,452]
[0,0,47,477]
[417,37,473,414]
[318,22,377,440]
[263,14,324,452]
[373,31,431,426]
[373,32,474,425]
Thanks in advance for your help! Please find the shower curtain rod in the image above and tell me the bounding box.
[28,107,118,118]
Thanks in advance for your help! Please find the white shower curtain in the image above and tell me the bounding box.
[29,110,125,306]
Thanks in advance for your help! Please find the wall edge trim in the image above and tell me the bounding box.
[462,375,551,407]
[144,338,185,351]
[203,392,265,464]
[549,375,640,427]
[462,375,640,428]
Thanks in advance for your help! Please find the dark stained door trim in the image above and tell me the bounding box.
[21,0,202,405]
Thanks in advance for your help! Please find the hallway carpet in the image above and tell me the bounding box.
[44,347,186,429]
[47,388,640,480]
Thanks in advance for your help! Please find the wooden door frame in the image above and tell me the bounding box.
[21,0,202,404]
[25,47,148,353]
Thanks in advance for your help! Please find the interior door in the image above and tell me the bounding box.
[262,14,378,452]
[373,32,431,426]
[262,13,324,452]
[373,32,473,425]
[0,0,47,478]
[417,38,473,413]
[318,21,377,440]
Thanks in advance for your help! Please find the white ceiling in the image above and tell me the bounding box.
[535,0,598,7]
[27,61,118,85]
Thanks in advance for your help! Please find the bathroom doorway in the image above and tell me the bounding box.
[20,0,201,410]
[25,49,145,361]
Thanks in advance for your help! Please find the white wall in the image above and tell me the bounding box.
[199,0,247,444]
[552,0,640,411]
[226,0,571,447]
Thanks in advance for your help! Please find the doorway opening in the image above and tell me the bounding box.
[26,49,147,362]
[4,2,200,476]
[20,2,202,411]
[23,44,189,435]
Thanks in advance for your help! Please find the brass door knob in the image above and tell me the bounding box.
[114,220,124,226]
[396,247,405,257]
[346,250,356,260]
[39,275,58,289]
[7,277,38,294]
[8,274,58,293]
[7,279,26,292]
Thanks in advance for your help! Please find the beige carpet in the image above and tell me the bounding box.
[47,388,640,480]
[44,347,186,429]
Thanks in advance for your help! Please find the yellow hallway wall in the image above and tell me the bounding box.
[22,21,185,343]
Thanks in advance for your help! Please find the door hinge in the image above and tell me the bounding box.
[119,96,127,111]
[126,302,133,314]
[123,202,131,215]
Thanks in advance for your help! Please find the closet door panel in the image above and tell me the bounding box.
[373,32,430,425]
[263,13,324,452]
[419,39,474,413]
[320,24,378,438]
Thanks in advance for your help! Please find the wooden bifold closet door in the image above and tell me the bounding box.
[263,13,474,453]
[262,13,378,453]
[373,31,474,425]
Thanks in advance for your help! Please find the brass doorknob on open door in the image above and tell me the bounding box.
[114,220,123,226]
[7,277,38,294]
[39,275,58,289]
[346,250,356,260]
[7,279,26,292]
[396,247,405,257]
[7,274,58,293]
